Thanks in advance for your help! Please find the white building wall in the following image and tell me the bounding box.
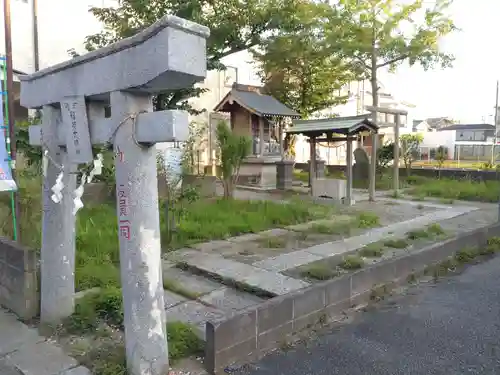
[420,130,456,159]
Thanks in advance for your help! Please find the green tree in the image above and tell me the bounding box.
[252,2,356,118]
[400,133,424,175]
[84,0,303,113]
[435,145,447,178]
[215,121,251,199]
[328,0,457,116]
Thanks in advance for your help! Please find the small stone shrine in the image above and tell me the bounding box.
[353,147,370,182]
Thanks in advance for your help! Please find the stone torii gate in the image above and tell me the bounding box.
[20,16,209,375]
[365,106,408,195]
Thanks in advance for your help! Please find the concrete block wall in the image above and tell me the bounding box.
[205,222,500,374]
[0,237,38,320]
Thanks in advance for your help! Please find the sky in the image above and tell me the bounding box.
[224,0,497,124]
[382,0,499,124]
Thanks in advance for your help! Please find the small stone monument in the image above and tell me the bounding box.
[353,147,369,183]
[22,15,210,375]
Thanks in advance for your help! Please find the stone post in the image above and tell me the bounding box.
[276,160,294,190]
[110,91,169,375]
[40,105,77,324]
[345,136,353,205]
[394,113,401,193]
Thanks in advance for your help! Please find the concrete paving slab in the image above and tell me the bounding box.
[252,249,323,272]
[178,251,309,295]
[199,287,264,314]
[166,301,227,340]
[3,341,78,375]
[0,312,45,356]
[191,240,233,252]
[59,366,92,375]
[164,290,188,309]
[162,262,222,296]
[0,360,22,375]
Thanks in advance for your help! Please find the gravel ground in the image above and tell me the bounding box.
[235,254,500,375]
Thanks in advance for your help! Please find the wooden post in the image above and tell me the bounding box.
[369,130,377,201]
[345,136,353,205]
[309,137,316,189]
[259,117,265,157]
[393,113,400,194]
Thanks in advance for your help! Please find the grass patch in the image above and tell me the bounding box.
[387,190,402,199]
[440,198,455,204]
[306,212,379,236]
[258,236,287,249]
[454,247,477,263]
[407,177,500,203]
[163,197,333,250]
[300,264,339,280]
[406,229,430,240]
[163,278,201,300]
[77,321,203,375]
[293,169,309,183]
[412,195,426,202]
[309,221,352,235]
[406,223,445,241]
[359,242,385,257]
[0,171,333,291]
[339,255,364,270]
[64,288,203,374]
[427,223,445,236]
[356,212,380,229]
[383,238,408,249]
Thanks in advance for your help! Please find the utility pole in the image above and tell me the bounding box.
[3,0,21,241]
[493,80,499,159]
[32,0,40,72]
[32,0,41,120]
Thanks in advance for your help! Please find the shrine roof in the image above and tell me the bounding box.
[287,114,378,137]
[214,84,300,118]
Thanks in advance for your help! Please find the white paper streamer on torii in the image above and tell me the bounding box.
[73,173,86,215]
[72,153,103,215]
[51,172,64,203]
[45,150,103,214]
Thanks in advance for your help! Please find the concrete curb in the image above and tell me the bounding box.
[204,221,500,374]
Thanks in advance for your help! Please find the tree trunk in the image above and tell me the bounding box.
[223,178,234,199]
[368,46,379,201]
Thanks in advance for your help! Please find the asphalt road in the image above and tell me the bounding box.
[240,256,500,375]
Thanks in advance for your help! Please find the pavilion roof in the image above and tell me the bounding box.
[287,114,378,137]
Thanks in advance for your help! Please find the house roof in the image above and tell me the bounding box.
[214,83,300,118]
[437,123,495,131]
[287,114,378,136]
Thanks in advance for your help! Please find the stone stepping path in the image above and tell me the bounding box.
[252,205,476,272]
[0,308,90,375]
[168,204,476,303]
[160,200,481,341]
[162,265,267,339]
[173,251,310,295]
